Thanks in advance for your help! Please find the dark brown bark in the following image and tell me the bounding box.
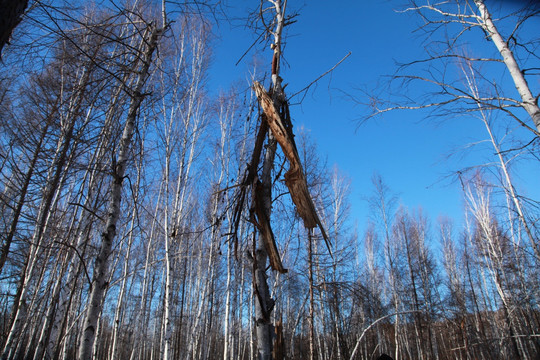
[272,320,284,360]
[251,178,286,273]
[0,0,29,56]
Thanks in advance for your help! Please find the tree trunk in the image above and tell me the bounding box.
[474,0,540,132]
[254,130,277,360]
[1,62,89,360]
[0,119,51,275]
[308,230,315,360]
[77,25,161,360]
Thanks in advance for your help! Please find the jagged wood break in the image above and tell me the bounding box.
[253,81,331,255]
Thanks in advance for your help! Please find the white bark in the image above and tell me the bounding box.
[252,1,290,358]
[461,59,540,262]
[1,62,91,360]
[216,95,236,360]
[110,183,140,360]
[473,0,540,132]
[465,181,524,358]
[78,25,161,360]
[50,74,125,360]
[131,185,162,360]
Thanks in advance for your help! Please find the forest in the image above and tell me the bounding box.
[0,0,539,359]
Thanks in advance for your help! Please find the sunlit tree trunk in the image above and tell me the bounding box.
[51,71,123,360]
[2,56,92,360]
[307,230,315,360]
[465,179,525,358]
[252,1,290,358]
[473,0,540,133]
[109,164,142,360]
[460,60,540,262]
[254,134,277,360]
[215,91,246,360]
[78,23,162,360]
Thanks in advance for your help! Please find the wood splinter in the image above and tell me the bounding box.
[253,81,332,256]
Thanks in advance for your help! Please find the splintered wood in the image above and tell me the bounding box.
[253,178,286,273]
[253,81,330,246]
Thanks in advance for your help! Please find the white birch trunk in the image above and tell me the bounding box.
[131,186,162,360]
[253,1,289,358]
[78,25,161,360]
[110,187,139,360]
[474,0,540,132]
[48,85,122,359]
[1,62,91,360]
[461,60,540,261]
[223,240,232,360]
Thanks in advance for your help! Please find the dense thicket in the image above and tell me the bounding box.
[0,1,538,359]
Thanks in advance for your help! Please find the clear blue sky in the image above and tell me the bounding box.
[209,0,540,237]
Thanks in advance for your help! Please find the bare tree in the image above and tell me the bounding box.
[1,29,102,359]
[78,9,164,359]
[365,0,540,135]
[459,58,540,261]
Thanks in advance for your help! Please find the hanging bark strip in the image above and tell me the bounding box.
[253,81,331,253]
[230,116,287,273]
[251,176,286,273]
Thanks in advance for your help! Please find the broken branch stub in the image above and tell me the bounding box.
[253,81,330,249]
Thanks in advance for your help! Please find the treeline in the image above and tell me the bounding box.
[0,1,539,360]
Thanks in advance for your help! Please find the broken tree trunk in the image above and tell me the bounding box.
[253,81,330,252]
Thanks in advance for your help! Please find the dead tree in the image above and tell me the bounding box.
[230,1,331,358]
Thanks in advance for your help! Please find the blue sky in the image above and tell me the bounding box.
[209,0,540,237]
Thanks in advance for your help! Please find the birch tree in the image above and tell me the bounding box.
[78,8,164,359]
[464,174,540,359]
[366,0,540,135]
[0,26,107,359]
[227,1,332,358]
[361,1,540,240]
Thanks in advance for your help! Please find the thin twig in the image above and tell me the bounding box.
[68,202,104,221]
[289,51,351,101]
[235,30,265,66]
[53,241,92,287]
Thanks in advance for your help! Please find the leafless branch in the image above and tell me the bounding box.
[289,51,351,102]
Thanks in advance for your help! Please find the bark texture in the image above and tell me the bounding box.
[252,177,286,273]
